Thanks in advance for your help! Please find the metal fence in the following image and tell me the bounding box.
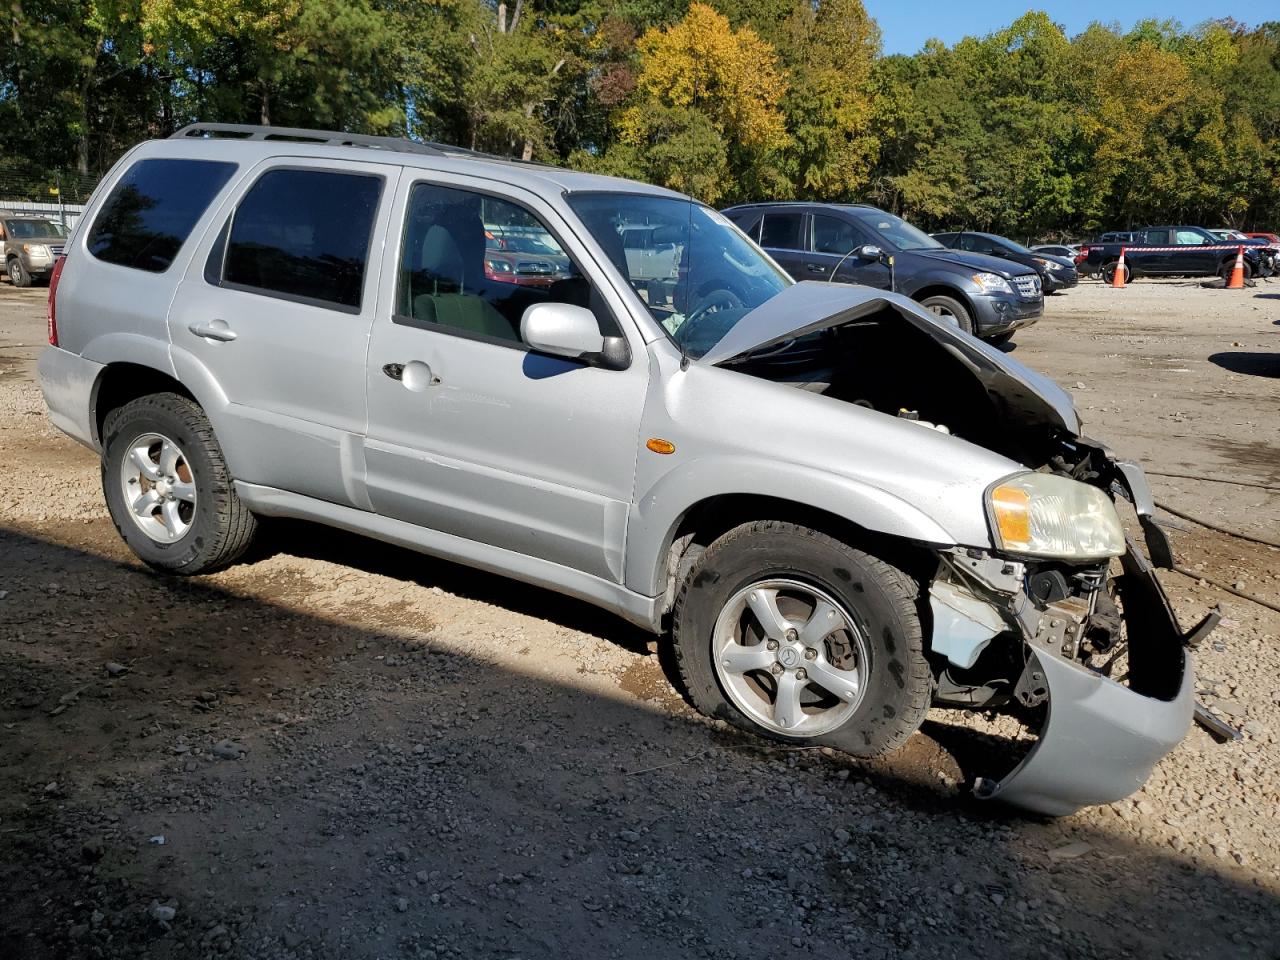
[0,171,100,229]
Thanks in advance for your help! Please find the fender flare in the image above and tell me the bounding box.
[625,455,959,598]
[85,339,240,472]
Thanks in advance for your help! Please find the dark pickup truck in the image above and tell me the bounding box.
[1084,226,1268,283]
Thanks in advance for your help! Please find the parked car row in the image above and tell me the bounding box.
[1082,225,1275,283]
[722,203,1044,344]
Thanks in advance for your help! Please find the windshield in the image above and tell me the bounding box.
[5,218,67,239]
[846,208,942,251]
[565,192,790,359]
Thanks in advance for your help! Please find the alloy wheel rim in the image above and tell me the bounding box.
[118,432,197,543]
[711,578,871,737]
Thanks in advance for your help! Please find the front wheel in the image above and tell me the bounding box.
[7,258,32,288]
[918,294,974,335]
[1219,259,1252,282]
[102,393,257,574]
[672,521,932,757]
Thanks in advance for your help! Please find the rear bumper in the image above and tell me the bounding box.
[37,346,103,451]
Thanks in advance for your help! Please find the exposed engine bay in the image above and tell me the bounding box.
[711,292,1205,815]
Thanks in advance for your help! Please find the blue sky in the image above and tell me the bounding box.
[865,1,1259,55]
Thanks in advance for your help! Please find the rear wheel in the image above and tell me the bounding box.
[918,293,974,335]
[7,258,32,288]
[672,521,932,757]
[1102,261,1131,285]
[101,393,257,574]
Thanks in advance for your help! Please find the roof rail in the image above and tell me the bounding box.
[170,122,464,159]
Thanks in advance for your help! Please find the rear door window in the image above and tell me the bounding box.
[220,168,382,312]
[759,213,804,251]
[88,158,237,272]
[1144,230,1170,245]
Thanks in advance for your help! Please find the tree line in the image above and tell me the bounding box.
[3,1,1278,239]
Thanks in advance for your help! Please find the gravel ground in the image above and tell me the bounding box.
[1,277,1278,959]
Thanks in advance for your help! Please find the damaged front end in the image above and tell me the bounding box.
[923,435,1211,816]
[930,523,1197,817]
[704,284,1208,816]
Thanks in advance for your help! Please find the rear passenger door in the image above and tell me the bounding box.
[757,211,809,280]
[168,157,398,507]
[361,174,648,583]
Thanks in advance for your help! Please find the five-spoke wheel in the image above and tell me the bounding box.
[712,579,870,737]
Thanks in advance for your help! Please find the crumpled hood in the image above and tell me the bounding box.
[910,247,1036,277]
[698,281,1080,435]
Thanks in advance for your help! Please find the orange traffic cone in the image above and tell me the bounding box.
[1226,245,1246,289]
[1110,248,1127,288]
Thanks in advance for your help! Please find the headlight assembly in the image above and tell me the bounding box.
[23,243,52,260]
[987,472,1125,560]
[1034,257,1064,272]
[972,272,1014,295]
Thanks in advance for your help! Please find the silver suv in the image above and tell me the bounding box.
[2,211,69,286]
[39,123,1202,815]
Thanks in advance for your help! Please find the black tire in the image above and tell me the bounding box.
[1102,261,1131,285]
[672,521,932,758]
[1219,259,1252,282]
[7,258,32,288]
[917,293,974,335]
[101,392,256,574]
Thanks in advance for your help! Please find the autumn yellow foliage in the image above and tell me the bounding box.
[619,3,789,153]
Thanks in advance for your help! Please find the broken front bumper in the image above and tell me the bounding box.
[975,541,1195,817]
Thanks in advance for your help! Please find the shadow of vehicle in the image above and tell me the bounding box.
[2,522,1278,960]
[1208,351,1280,378]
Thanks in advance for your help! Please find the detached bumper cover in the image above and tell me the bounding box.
[976,542,1194,816]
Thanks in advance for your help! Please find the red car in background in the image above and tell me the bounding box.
[484,230,572,287]
[1246,231,1280,245]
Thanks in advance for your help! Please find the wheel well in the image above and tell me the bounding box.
[93,363,197,444]
[911,284,974,318]
[657,494,937,617]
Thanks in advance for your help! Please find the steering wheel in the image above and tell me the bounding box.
[683,288,745,331]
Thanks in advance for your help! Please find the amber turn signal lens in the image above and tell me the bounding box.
[990,483,1031,548]
[646,438,676,455]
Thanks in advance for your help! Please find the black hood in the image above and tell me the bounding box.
[908,247,1037,278]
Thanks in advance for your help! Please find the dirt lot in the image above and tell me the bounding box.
[1,277,1278,960]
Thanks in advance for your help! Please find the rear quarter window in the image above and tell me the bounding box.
[87,158,237,272]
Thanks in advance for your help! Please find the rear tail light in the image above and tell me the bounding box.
[47,255,66,346]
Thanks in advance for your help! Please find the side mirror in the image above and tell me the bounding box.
[521,302,628,369]
[858,244,883,260]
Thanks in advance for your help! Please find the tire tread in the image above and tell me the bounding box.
[671,520,932,757]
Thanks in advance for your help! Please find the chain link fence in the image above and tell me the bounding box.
[0,170,102,227]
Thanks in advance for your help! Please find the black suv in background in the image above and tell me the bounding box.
[932,231,1079,294]
[723,203,1042,342]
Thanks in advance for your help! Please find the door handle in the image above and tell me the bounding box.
[384,360,437,391]
[806,264,827,274]
[188,320,237,342]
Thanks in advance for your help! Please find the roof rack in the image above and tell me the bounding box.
[170,122,470,159]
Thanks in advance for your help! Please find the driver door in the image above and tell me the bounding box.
[808,213,889,288]
[362,174,649,583]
